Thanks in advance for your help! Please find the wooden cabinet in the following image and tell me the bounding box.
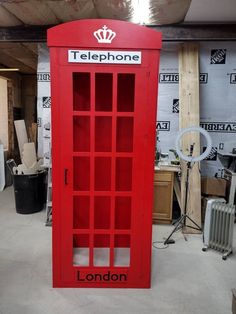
[153,170,174,224]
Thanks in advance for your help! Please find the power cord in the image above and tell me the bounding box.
[152,240,167,249]
[152,241,168,249]
[152,237,176,249]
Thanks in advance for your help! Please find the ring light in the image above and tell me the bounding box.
[175,126,212,162]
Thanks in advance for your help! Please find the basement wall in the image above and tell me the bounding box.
[37,42,236,176]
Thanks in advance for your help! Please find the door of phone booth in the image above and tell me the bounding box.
[48,19,162,288]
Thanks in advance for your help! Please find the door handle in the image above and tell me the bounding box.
[64,168,68,185]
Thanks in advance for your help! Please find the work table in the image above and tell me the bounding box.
[155,164,180,172]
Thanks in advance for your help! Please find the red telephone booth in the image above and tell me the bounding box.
[48,19,162,288]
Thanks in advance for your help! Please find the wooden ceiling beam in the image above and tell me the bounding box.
[1,1,60,25]
[0,43,37,69]
[153,24,236,41]
[20,43,38,56]
[0,50,36,74]
[0,4,23,26]
[0,24,236,42]
[0,25,50,42]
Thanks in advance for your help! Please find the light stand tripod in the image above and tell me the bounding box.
[164,144,202,245]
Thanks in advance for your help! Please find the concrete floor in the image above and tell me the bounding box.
[0,186,236,314]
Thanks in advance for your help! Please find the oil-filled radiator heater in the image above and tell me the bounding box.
[203,199,235,260]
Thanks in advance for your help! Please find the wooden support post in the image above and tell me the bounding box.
[179,43,201,234]
[7,80,14,158]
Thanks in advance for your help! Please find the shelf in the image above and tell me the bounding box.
[116,117,134,152]
[95,157,111,191]
[73,248,130,267]
[94,196,111,229]
[73,116,90,152]
[74,157,90,191]
[95,116,112,152]
[117,74,135,112]
[73,191,133,197]
[72,229,132,234]
[115,157,133,191]
[115,197,131,229]
[95,73,113,112]
[73,72,90,111]
[73,152,134,157]
[73,111,134,117]
[73,196,90,229]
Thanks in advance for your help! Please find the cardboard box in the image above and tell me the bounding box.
[232,289,236,314]
[201,177,227,197]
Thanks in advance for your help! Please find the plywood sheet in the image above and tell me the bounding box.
[47,0,96,21]
[0,50,35,74]
[21,43,38,56]
[0,77,8,150]
[30,123,37,147]
[2,1,59,25]
[22,142,37,168]
[7,80,14,157]
[14,120,28,160]
[0,144,5,191]
[0,43,37,70]
[0,5,22,27]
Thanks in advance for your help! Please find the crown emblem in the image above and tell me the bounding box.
[94,25,116,44]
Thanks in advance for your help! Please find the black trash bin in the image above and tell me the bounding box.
[13,170,47,214]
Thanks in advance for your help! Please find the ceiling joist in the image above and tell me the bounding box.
[1,24,236,42]
[0,44,37,70]
[154,24,236,41]
[0,49,36,74]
